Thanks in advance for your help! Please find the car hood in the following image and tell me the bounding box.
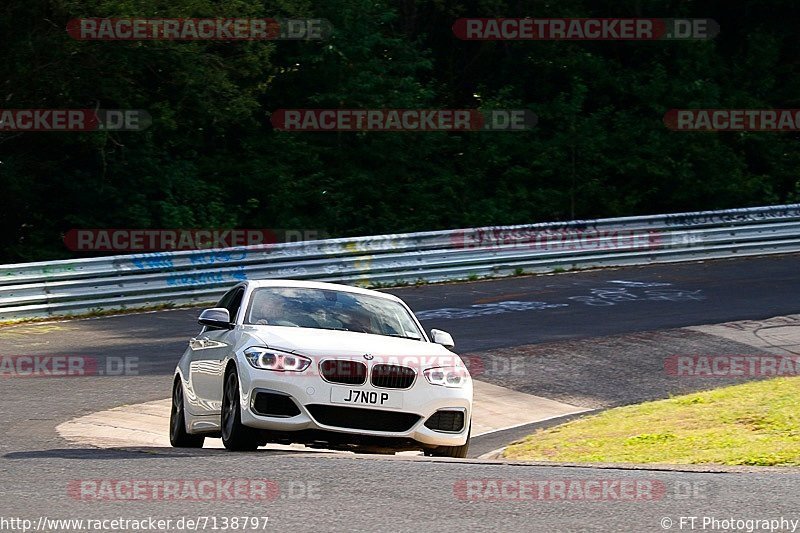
[243,325,457,359]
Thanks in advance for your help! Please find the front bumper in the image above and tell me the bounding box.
[237,361,472,448]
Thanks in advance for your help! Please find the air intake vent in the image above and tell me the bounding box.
[371,364,415,389]
[320,360,367,385]
[252,391,301,418]
[424,410,465,433]
[306,405,421,432]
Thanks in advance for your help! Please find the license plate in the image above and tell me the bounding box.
[330,387,402,409]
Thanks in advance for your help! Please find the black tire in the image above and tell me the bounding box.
[221,368,260,451]
[170,380,205,448]
[425,425,470,458]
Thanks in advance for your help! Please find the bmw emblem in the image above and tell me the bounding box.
[363,353,374,360]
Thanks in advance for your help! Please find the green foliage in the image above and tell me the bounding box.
[1,0,799,261]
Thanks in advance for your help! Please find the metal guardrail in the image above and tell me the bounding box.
[1,204,800,321]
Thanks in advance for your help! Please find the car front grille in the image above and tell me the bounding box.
[306,405,421,432]
[252,390,301,418]
[424,410,465,432]
[319,360,367,385]
[370,364,416,389]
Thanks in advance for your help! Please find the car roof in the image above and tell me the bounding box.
[243,279,404,303]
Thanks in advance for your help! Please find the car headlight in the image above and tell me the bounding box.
[423,366,469,388]
[244,347,311,372]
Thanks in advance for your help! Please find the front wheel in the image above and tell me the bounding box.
[221,368,260,451]
[425,425,470,458]
[170,380,205,448]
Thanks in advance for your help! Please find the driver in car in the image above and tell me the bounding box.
[250,293,290,325]
[346,311,374,333]
[251,291,321,328]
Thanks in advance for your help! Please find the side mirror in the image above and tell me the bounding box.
[430,329,455,349]
[199,308,233,329]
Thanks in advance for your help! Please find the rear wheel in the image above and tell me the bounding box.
[170,380,205,448]
[221,368,260,451]
[425,425,470,458]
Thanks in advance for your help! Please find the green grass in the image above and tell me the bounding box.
[503,377,800,466]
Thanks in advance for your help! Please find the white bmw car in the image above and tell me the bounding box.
[170,280,473,457]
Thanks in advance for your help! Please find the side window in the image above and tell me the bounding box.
[216,289,235,311]
[225,289,245,324]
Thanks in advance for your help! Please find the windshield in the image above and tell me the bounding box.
[246,287,424,340]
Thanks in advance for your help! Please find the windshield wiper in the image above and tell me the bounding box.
[384,333,422,340]
[316,327,421,340]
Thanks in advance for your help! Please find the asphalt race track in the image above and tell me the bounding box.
[1,254,800,532]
